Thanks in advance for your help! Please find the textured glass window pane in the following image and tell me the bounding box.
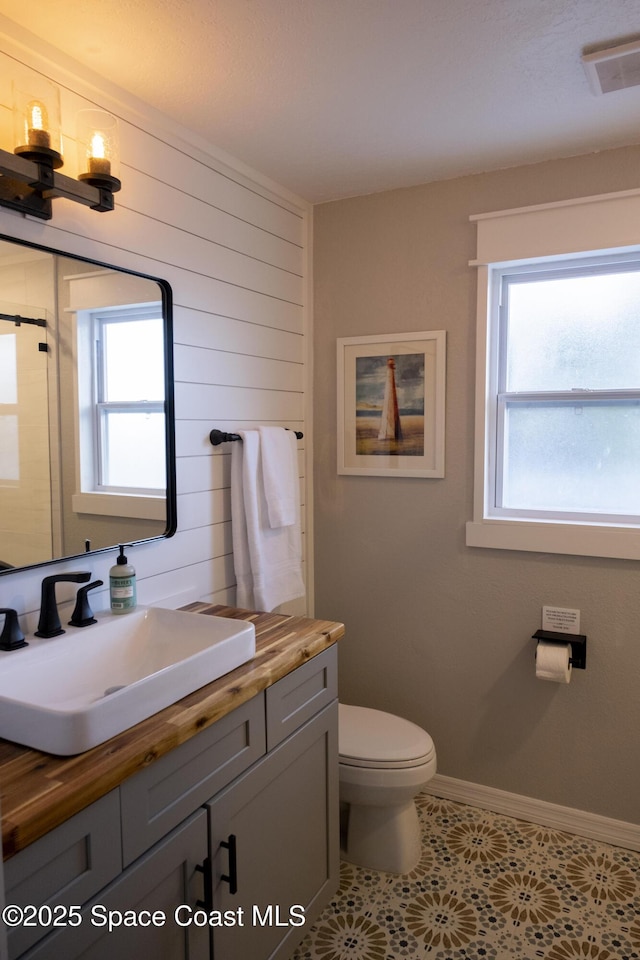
[102,412,165,489]
[103,318,164,401]
[502,401,640,514]
[506,270,640,391]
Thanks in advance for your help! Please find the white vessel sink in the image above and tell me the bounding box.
[0,607,256,755]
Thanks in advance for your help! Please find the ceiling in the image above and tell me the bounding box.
[2,0,640,203]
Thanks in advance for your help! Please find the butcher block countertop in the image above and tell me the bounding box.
[0,604,344,860]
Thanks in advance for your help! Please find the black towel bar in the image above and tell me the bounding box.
[209,428,303,446]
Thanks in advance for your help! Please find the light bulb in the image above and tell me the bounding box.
[88,130,111,176]
[91,132,106,159]
[27,99,50,148]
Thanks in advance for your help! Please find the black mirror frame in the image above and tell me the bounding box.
[0,233,177,576]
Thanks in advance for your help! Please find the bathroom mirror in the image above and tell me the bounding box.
[0,234,176,574]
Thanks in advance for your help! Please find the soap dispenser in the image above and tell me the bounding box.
[109,545,137,614]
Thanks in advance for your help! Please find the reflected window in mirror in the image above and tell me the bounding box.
[0,333,19,482]
[78,304,166,498]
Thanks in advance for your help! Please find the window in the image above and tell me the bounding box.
[466,188,640,560]
[491,256,640,524]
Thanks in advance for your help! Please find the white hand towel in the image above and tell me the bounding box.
[258,426,298,528]
[231,429,305,612]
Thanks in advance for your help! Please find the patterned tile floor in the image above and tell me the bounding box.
[292,793,640,960]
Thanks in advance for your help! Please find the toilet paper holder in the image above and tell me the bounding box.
[532,630,587,669]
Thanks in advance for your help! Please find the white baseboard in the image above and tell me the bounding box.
[422,774,640,852]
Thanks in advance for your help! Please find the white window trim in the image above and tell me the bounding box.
[71,491,165,521]
[466,188,640,561]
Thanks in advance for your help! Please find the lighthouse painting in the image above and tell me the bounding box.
[337,331,446,478]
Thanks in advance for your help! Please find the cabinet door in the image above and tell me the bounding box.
[206,702,338,960]
[20,810,209,960]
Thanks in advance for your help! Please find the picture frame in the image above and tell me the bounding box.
[337,330,446,477]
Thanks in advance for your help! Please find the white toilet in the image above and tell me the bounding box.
[338,703,437,874]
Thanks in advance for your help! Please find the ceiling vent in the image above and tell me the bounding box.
[582,38,640,95]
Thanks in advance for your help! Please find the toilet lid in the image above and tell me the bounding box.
[339,703,435,769]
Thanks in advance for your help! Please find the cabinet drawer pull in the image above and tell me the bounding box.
[220,834,238,895]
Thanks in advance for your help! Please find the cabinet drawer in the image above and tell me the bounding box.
[5,791,121,959]
[120,694,266,865]
[266,646,338,751]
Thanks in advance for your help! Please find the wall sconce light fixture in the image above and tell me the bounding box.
[0,77,121,221]
[76,109,121,192]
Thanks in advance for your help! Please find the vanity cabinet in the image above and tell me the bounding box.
[4,645,338,960]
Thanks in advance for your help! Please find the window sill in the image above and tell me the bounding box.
[72,492,165,521]
[465,518,640,561]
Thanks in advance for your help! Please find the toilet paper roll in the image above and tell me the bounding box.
[535,640,572,683]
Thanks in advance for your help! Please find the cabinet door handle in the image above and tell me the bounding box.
[195,858,213,910]
[220,834,238,895]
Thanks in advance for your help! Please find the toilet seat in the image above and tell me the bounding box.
[339,703,435,770]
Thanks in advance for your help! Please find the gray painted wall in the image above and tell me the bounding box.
[313,145,640,825]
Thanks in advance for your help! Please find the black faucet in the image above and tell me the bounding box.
[69,579,104,627]
[35,572,92,638]
[0,608,27,650]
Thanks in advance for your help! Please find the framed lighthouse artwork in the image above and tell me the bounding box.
[337,330,446,477]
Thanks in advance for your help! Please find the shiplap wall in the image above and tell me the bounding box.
[0,23,312,628]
